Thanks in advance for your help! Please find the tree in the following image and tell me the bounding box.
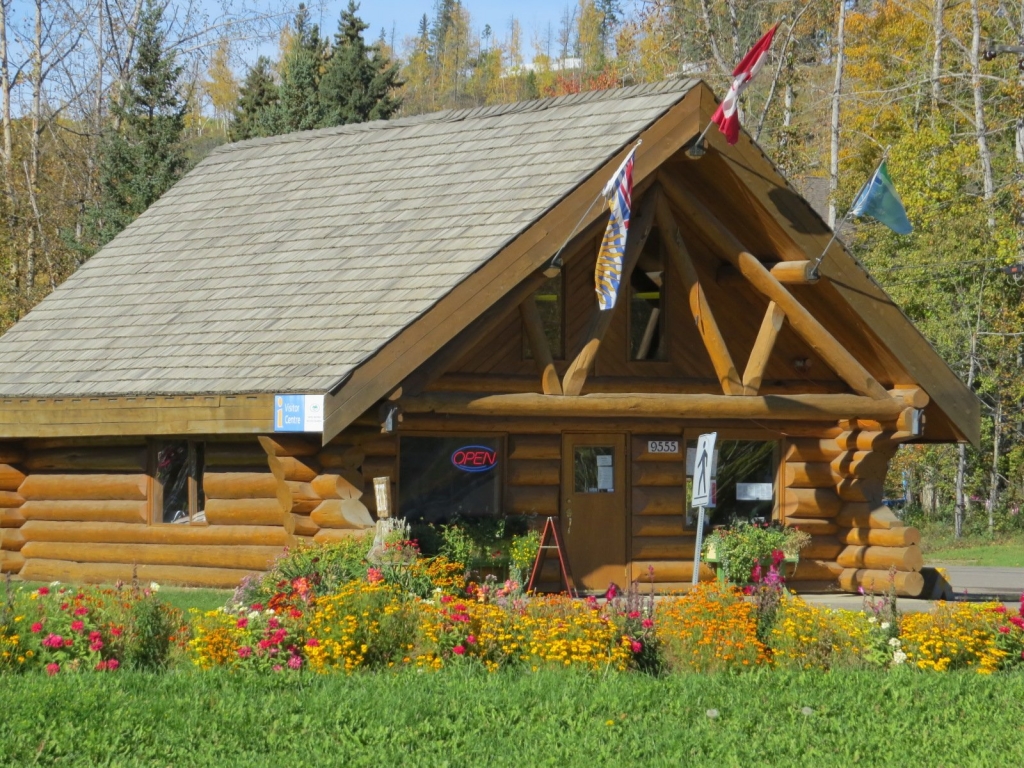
[231,56,278,141]
[81,0,187,252]
[318,1,402,126]
[274,4,326,133]
[204,38,239,135]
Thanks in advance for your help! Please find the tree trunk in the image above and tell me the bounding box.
[26,0,44,298]
[931,0,943,112]
[828,0,846,229]
[989,396,1001,534]
[0,0,13,215]
[969,0,995,229]
[955,325,979,539]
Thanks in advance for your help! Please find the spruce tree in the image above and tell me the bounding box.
[230,56,278,141]
[82,0,187,252]
[318,1,402,126]
[275,4,327,133]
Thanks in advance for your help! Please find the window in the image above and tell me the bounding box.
[573,446,615,493]
[153,441,205,524]
[399,436,502,523]
[630,237,666,361]
[524,274,564,360]
[686,440,775,526]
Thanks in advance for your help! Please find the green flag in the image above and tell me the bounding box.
[849,161,912,235]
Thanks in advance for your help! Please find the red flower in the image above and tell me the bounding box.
[771,549,786,567]
[37,587,49,596]
[452,645,466,656]
[73,606,88,616]
[306,638,320,647]
[60,602,69,611]
[440,595,453,605]
[95,661,108,672]
[466,635,476,645]
[993,605,1008,614]
[90,641,104,652]
[89,631,102,643]
[628,611,641,620]
[236,617,248,629]
[604,584,618,600]
[251,603,264,612]
[111,626,123,637]
[630,640,643,654]
[30,622,43,634]
[106,659,120,671]
[71,620,85,632]
[641,618,654,629]
[46,663,59,676]
[366,567,384,584]
[998,626,1011,634]
[289,609,302,619]
[63,638,73,647]
[237,646,253,659]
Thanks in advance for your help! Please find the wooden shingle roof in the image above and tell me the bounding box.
[0,80,697,397]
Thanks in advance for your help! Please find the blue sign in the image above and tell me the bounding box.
[274,394,324,433]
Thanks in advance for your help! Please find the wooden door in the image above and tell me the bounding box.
[561,433,628,592]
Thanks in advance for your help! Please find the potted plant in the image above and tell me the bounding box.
[701,521,810,586]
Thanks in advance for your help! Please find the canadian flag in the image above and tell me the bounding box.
[711,24,779,145]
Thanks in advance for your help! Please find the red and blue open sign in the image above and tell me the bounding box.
[451,446,498,473]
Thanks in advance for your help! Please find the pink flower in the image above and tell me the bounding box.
[628,611,641,620]
[30,622,43,634]
[604,584,618,600]
[998,626,1011,634]
[95,661,108,672]
[90,641,104,652]
[63,638,74,647]
[993,605,1008,614]
[106,659,119,671]
[366,567,384,584]
[288,655,302,670]
[452,645,466,656]
[37,587,49,596]
[641,618,654,629]
[440,595,453,605]
[289,609,302,619]
[89,631,102,643]
[466,635,476,645]
[236,617,248,629]
[73,606,88,616]
[631,640,643,654]
[42,633,64,649]
[60,602,69,611]
[258,639,273,650]
[268,618,281,630]
[71,620,85,632]
[751,562,763,584]
[111,626,123,637]
[771,549,786,567]
[1008,616,1024,630]
[46,663,59,676]
[306,638,320,647]
[272,665,283,672]
[237,646,253,659]
[251,603,264,612]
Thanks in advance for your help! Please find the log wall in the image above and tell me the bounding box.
[0,442,26,574]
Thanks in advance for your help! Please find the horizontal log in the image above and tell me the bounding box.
[632,536,695,560]
[0,508,25,528]
[292,514,319,538]
[838,526,921,547]
[890,387,929,409]
[258,435,319,457]
[837,544,923,572]
[506,485,559,516]
[783,518,839,535]
[19,559,257,589]
[783,488,841,518]
[313,528,371,544]
[309,499,374,530]
[632,515,688,537]
[632,487,684,516]
[631,436,685,462]
[430,373,847,396]
[1,528,25,551]
[21,500,148,524]
[632,462,686,487]
[203,498,284,526]
[835,504,904,530]
[203,472,278,500]
[402,392,907,421]
[0,551,24,573]
[311,472,364,500]
[788,559,843,581]
[0,490,24,508]
[204,442,269,468]
[784,462,838,489]
[842,410,920,433]
[507,460,560,486]
[831,451,889,481]
[0,464,26,491]
[361,457,396,482]
[267,455,319,483]
[838,568,924,598]
[801,536,843,561]
[508,435,561,461]
[19,474,148,501]
[21,541,285,571]
[630,560,715,583]
[19,520,289,547]
[358,436,398,457]
[280,481,320,515]
[834,431,897,451]
[21,447,147,472]
[317,445,365,471]
[0,445,25,464]
[784,438,842,463]
[836,478,883,503]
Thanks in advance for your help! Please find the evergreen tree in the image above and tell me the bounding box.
[318,1,402,126]
[230,56,278,141]
[275,4,327,133]
[81,0,187,252]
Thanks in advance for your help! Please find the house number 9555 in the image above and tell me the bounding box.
[647,440,679,454]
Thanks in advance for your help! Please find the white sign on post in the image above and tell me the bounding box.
[691,432,717,586]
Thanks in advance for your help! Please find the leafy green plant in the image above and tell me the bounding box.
[234,537,374,606]
[703,522,810,585]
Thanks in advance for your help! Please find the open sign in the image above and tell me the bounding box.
[451,446,498,473]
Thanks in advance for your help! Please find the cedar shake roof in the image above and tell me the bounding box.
[0,80,698,397]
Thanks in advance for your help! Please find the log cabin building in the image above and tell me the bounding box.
[0,80,979,597]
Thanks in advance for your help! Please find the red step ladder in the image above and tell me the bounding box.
[526,517,578,597]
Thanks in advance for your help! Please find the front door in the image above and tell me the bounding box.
[561,433,628,592]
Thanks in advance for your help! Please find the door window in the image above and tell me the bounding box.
[573,446,615,493]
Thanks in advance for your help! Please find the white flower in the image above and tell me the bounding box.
[706,709,719,719]
[880,622,891,631]
[893,650,907,665]
[247,610,261,620]
[264,609,275,616]
[49,581,61,587]
[149,582,161,592]
[888,637,901,647]
[868,616,877,624]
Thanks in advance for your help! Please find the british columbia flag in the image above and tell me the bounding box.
[594,145,637,311]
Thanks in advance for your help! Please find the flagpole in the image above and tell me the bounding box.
[687,121,715,158]
[811,145,892,277]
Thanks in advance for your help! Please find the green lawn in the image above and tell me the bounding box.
[1,669,1022,766]
[925,542,1024,567]
[11,580,232,614]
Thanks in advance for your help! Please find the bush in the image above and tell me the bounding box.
[769,597,874,670]
[900,601,1024,673]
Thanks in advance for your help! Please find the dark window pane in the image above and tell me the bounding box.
[630,266,666,361]
[194,443,205,515]
[158,441,190,524]
[686,440,775,525]
[524,274,564,360]
[399,437,502,523]
[574,446,614,493]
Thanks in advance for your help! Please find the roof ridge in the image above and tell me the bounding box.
[211,77,698,157]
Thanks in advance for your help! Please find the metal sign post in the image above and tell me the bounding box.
[691,432,717,586]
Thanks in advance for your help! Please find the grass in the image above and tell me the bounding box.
[0,669,1022,766]
[918,521,1024,567]
[10,580,232,614]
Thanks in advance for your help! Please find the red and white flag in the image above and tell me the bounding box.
[711,24,778,145]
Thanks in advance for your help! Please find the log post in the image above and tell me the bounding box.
[742,301,785,395]
[519,297,563,395]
